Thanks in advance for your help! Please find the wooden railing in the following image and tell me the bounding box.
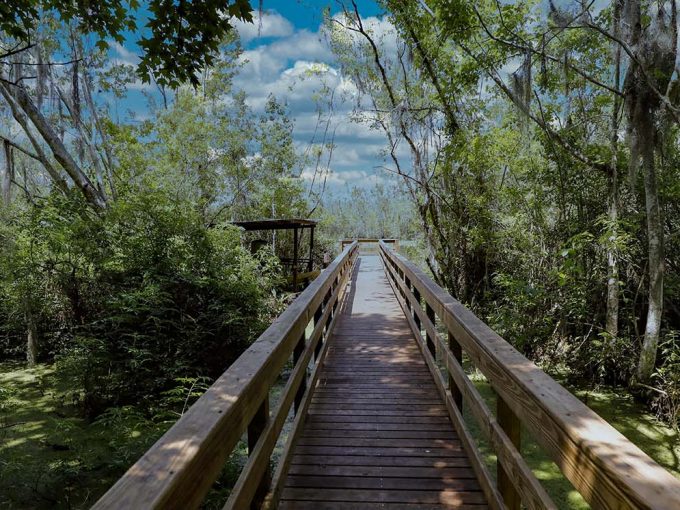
[379,241,680,510]
[93,241,359,510]
[341,237,398,253]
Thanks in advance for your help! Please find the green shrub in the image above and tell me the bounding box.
[651,331,680,428]
[1,190,282,417]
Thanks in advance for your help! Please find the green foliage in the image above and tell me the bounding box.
[0,189,281,417]
[139,0,253,87]
[651,332,680,428]
[0,0,254,87]
[321,184,419,242]
[0,362,173,508]
[330,0,680,412]
[0,8,319,505]
[0,0,138,43]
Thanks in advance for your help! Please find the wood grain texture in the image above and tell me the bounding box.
[94,240,680,510]
[497,398,521,510]
[260,270,349,510]
[380,241,680,510]
[279,256,487,510]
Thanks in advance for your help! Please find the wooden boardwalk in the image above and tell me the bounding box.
[280,256,487,509]
[95,241,680,510]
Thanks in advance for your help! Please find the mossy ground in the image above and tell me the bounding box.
[1,360,679,509]
[0,361,169,509]
[0,360,292,509]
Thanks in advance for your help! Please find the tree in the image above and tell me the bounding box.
[1,0,254,87]
[381,0,679,385]
[0,0,255,210]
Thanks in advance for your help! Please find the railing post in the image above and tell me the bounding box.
[497,397,521,510]
[248,397,270,509]
[398,268,404,296]
[404,276,412,313]
[413,288,421,331]
[322,286,332,338]
[425,303,436,357]
[314,303,323,360]
[294,332,306,413]
[332,274,339,314]
[448,331,463,410]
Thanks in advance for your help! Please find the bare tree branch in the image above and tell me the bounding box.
[0,133,41,161]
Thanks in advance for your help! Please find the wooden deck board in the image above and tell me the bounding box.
[280,256,486,509]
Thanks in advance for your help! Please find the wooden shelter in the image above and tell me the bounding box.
[232,218,318,290]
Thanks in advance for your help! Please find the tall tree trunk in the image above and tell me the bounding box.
[606,170,619,338]
[636,142,664,382]
[0,84,70,194]
[55,84,108,199]
[81,72,117,199]
[620,0,673,384]
[0,81,107,209]
[1,139,13,204]
[26,303,38,366]
[606,0,623,339]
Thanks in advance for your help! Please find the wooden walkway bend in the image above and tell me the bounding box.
[95,240,680,510]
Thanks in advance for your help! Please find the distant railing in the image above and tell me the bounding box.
[379,240,680,510]
[93,242,359,510]
[341,237,398,254]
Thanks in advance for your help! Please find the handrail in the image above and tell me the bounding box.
[341,237,398,252]
[379,241,680,510]
[94,241,359,509]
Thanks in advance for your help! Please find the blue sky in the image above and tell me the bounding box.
[110,0,400,193]
[249,0,383,32]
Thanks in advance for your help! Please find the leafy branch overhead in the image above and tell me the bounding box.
[0,0,255,87]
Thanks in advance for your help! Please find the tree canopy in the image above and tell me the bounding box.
[0,0,255,87]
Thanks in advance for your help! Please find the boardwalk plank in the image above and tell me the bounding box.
[305,415,452,425]
[296,437,463,448]
[279,502,488,510]
[285,475,483,491]
[280,488,487,505]
[300,429,456,439]
[287,465,478,479]
[303,422,455,432]
[290,455,473,468]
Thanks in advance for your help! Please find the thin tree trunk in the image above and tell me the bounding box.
[620,0,673,384]
[26,304,38,366]
[2,140,13,204]
[0,83,70,194]
[55,84,108,199]
[606,0,623,339]
[81,73,117,199]
[606,171,619,338]
[636,143,664,383]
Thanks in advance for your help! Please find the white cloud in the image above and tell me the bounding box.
[109,41,139,66]
[269,29,335,62]
[234,11,294,42]
[231,12,403,191]
[299,168,386,187]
